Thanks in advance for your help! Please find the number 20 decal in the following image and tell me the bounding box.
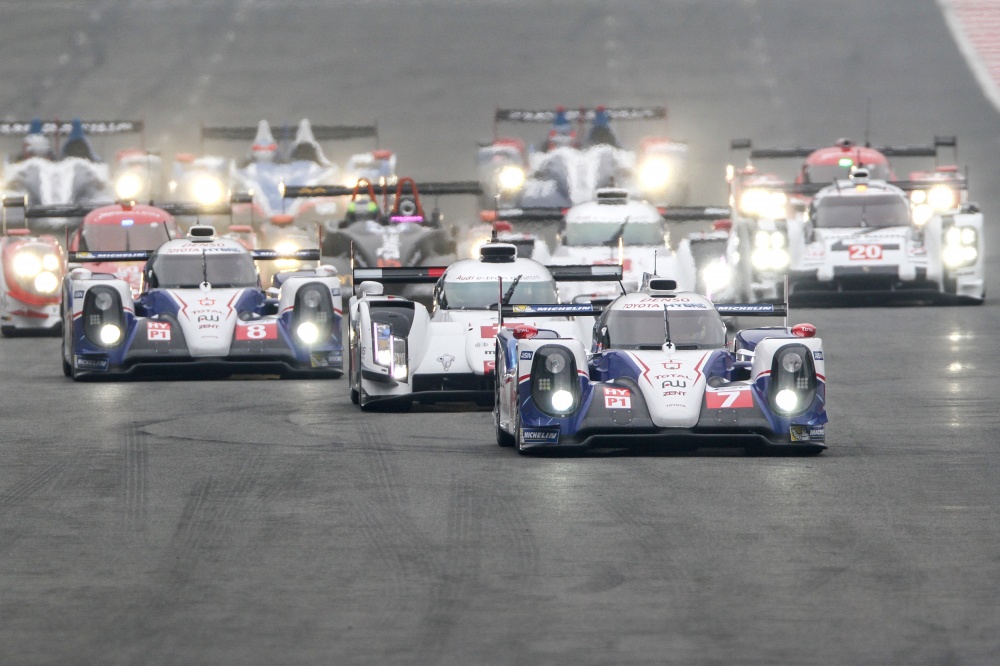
[848,244,883,260]
[236,321,278,341]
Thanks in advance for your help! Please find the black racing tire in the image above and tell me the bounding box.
[350,387,359,405]
[0,325,14,337]
[495,386,514,447]
[61,339,72,378]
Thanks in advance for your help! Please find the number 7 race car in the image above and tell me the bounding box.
[61,225,343,379]
[494,277,827,455]
[348,242,622,409]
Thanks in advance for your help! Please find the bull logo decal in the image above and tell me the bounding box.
[437,353,455,371]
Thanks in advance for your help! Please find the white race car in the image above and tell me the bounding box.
[347,243,621,409]
[787,169,984,304]
[493,189,735,303]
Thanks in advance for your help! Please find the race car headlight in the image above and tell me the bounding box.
[739,189,787,219]
[910,189,927,205]
[943,226,978,269]
[292,283,334,346]
[638,157,671,191]
[701,260,733,294]
[531,346,579,416]
[115,172,144,200]
[768,345,816,417]
[927,185,956,211]
[100,324,122,345]
[83,286,125,348]
[371,321,408,381]
[751,247,789,272]
[192,174,226,205]
[13,252,42,278]
[33,271,59,294]
[42,253,60,272]
[296,321,320,344]
[497,165,526,193]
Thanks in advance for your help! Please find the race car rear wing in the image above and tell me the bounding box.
[0,120,143,136]
[500,303,603,317]
[353,263,622,287]
[67,248,320,263]
[69,250,153,263]
[658,206,732,221]
[714,303,787,317]
[284,181,483,199]
[743,178,966,198]
[353,266,448,285]
[495,107,667,123]
[201,124,378,142]
[2,193,253,220]
[731,136,956,160]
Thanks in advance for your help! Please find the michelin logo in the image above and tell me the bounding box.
[521,429,560,443]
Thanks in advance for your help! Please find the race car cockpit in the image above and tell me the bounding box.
[600,308,726,350]
[439,276,558,310]
[812,194,910,229]
[144,249,259,290]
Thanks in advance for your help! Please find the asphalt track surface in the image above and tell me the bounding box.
[2,1,1000,664]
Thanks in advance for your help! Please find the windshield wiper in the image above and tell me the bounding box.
[663,303,674,350]
[201,248,209,286]
[602,216,630,247]
[502,274,523,306]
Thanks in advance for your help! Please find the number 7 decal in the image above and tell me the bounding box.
[705,388,754,409]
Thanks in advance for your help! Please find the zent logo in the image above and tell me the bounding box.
[236,321,278,340]
[147,321,171,341]
[848,244,883,260]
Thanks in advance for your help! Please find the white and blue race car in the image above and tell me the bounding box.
[494,277,827,454]
[61,225,343,379]
[348,242,621,409]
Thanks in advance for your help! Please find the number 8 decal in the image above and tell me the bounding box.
[236,321,277,341]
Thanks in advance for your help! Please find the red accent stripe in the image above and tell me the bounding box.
[428,267,446,277]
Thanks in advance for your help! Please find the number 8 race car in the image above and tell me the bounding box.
[494,277,828,455]
[61,225,343,379]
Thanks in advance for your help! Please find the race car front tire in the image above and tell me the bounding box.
[495,384,514,447]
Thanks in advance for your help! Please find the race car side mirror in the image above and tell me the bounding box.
[265,287,280,298]
[358,281,384,297]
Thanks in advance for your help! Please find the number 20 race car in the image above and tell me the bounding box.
[494,277,828,454]
[61,225,343,379]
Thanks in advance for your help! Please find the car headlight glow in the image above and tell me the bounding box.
[115,172,144,200]
[192,174,225,205]
[469,236,491,259]
[943,226,978,269]
[927,185,956,211]
[751,247,789,272]
[912,203,933,227]
[296,321,320,344]
[774,388,798,412]
[550,389,574,413]
[701,260,733,293]
[638,157,671,191]
[33,271,59,294]
[42,253,60,271]
[13,252,42,278]
[274,241,300,269]
[100,324,122,345]
[497,165,526,193]
[739,188,787,219]
[910,189,927,205]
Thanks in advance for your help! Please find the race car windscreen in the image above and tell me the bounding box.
[805,163,890,183]
[151,252,258,288]
[605,309,725,350]
[443,278,557,310]
[82,221,171,252]
[813,195,909,228]
[563,221,664,247]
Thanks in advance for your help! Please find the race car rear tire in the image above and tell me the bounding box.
[0,325,14,337]
[350,388,359,405]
